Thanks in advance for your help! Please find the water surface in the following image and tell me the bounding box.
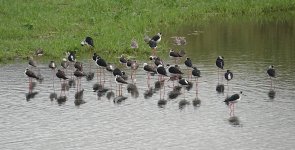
[1,18,295,150]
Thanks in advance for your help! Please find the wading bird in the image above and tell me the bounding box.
[267,65,276,89]
[224,91,244,116]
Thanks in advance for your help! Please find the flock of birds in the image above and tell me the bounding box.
[23,33,277,124]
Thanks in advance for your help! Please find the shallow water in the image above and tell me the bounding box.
[1,18,295,150]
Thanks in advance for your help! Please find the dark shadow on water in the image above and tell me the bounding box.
[75,89,84,99]
[186,81,193,91]
[86,72,94,81]
[26,92,39,101]
[268,89,276,99]
[179,99,190,110]
[49,92,57,101]
[216,84,224,93]
[93,83,102,92]
[68,79,75,88]
[75,90,86,106]
[106,91,115,100]
[127,84,139,98]
[168,86,182,99]
[37,73,44,84]
[228,116,242,127]
[57,96,67,105]
[192,97,201,108]
[154,80,164,91]
[113,96,128,104]
[144,87,154,99]
[157,99,167,108]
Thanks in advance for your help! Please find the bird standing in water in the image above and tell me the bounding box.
[56,69,68,96]
[224,91,244,116]
[25,68,40,93]
[267,65,276,89]
[224,70,233,93]
[216,56,224,83]
[49,61,57,91]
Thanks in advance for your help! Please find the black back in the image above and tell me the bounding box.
[144,65,156,73]
[168,66,183,74]
[74,69,86,77]
[116,76,128,84]
[25,69,39,79]
[151,34,160,42]
[192,68,201,77]
[148,40,157,49]
[157,66,167,76]
[184,58,193,68]
[92,53,98,61]
[119,56,127,64]
[56,69,68,80]
[74,61,83,71]
[68,52,76,62]
[267,68,276,78]
[224,93,240,102]
[113,68,123,76]
[85,36,94,47]
[179,78,189,86]
[96,58,107,67]
[216,57,224,69]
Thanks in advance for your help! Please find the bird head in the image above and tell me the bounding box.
[157,33,162,36]
[269,65,274,69]
[186,57,190,60]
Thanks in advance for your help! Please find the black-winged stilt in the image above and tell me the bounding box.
[156,64,168,79]
[81,36,94,47]
[61,58,69,70]
[151,33,162,43]
[119,54,127,65]
[267,65,276,89]
[216,56,224,83]
[224,70,233,92]
[169,49,179,63]
[56,69,68,96]
[25,68,39,93]
[115,75,128,96]
[148,40,157,56]
[49,61,57,92]
[81,36,94,73]
[143,63,157,87]
[74,69,86,91]
[184,57,193,79]
[28,56,37,68]
[95,56,107,84]
[74,61,83,71]
[224,91,244,116]
[178,77,190,99]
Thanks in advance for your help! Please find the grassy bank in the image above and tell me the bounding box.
[0,0,295,63]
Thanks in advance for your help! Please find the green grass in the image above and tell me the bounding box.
[0,0,295,63]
